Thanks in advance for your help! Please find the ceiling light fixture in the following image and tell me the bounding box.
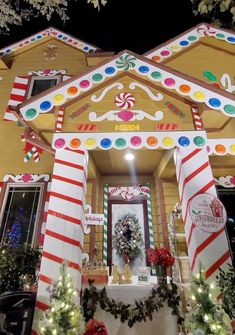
[125,153,135,161]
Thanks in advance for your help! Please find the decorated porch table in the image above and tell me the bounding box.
[84,276,179,335]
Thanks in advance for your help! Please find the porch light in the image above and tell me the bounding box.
[125,153,135,161]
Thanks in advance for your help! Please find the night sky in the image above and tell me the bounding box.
[0,0,202,54]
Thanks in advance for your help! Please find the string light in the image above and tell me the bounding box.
[191,295,196,301]
[197,287,203,293]
[210,283,215,289]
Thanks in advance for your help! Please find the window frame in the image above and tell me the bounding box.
[0,182,45,247]
[27,75,61,99]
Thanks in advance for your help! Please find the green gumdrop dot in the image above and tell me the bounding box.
[188,35,197,41]
[92,73,103,82]
[115,138,126,148]
[151,71,162,79]
[224,105,235,115]
[216,33,225,39]
[194,136,205,147]
[25,108,37,119]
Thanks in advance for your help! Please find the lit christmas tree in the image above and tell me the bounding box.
[7,216,22,248]
[39,262,85,335]
[186,269,230,335]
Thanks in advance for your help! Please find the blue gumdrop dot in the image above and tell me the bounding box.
[6,49,11,53]
[178,136,190,147]
[100,138,112,149]
[180,40,189,46]
[37,35,42,39]
[209,98,221,108]
[58,34,63,38]
[227,36,235,43]
[84,46,89,51]
[139,66,149,73]
[40,101,51,111]
[105,67,116,74]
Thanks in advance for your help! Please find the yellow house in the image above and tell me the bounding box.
[0,23,235,333]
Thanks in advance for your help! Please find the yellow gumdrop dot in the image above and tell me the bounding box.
[70,138,81,148]
[170,45,182,52]
[53,94,65,104]
[85,138,96,148]
[230,144,235,154]
[162,137,174,147]
[193,91,205,101]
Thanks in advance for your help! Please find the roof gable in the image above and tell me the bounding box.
[17,50,235,121]
[144,23,235,63]
[0,27,99,57]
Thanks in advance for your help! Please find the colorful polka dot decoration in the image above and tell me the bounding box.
[148,24,235,64]
[21,50,235,119]
[0,27,97,56]
[53,132,209,151]
[207,140,235,155]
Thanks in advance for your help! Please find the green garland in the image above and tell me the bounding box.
[81,280,183,328]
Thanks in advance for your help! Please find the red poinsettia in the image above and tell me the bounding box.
[147,247,174,268]
[84,319,108,335]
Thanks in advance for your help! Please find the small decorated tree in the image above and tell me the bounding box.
[113,215,143,264]
[7,216,22,248]
[185,268,230,335]
[39,262,85,335]
[0,243,41,294]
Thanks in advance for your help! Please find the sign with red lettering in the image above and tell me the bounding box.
[189,193,227,233]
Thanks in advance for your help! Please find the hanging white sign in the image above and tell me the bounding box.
[108,185,149,200]
[84,213,104,225]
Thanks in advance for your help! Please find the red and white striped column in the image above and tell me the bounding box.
[32,147,88,334]
[174,146,232,281]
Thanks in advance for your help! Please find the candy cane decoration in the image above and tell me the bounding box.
[174,146,232,281]
[146,184,155,249]
[21,133,41,163]
[191,104,203,130]
[103,184,109,264]
[114,92,135,109]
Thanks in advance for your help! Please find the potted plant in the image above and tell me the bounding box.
[147,247,174,284]
[217,264,235,332]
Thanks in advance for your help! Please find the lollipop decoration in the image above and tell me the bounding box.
[114,92,136,109]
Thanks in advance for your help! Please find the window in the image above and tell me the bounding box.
[0,183,44,246]
[27,76,59,98]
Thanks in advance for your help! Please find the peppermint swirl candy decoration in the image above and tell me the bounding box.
[116,54,136,71]
[114,92,135,109]
[197,25,215,36]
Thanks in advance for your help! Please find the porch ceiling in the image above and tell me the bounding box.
[90,148,165,175]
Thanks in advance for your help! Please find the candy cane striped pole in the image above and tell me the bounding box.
[32,147,88,334]
[55,107,65,133]
[146,184,155,248]
[174,146,232,281]
[39,181,51,247]
[192,104,203,130]
[103,184,108,264]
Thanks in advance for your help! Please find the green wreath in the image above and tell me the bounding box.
[113,215,143,263]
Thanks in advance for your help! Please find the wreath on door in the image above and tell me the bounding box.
[113,215,143,263]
